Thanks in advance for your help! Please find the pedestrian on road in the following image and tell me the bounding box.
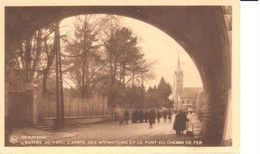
[156,110,161,123]
[140,110,144,123]
[173,110,189,134]
[179,111,189,134]
[124,110,129,124]
[136,110,140,123]
[149,109,156,128]
[119,115,124,125]
[167,110,172,123]
[163,110,167,123]
[173,111,181,134]
[132,110,136,123]
[144,110,148,122]
[186,111,196,135]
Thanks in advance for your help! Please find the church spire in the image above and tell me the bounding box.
[177,51,181,72]
[174,51,184,111]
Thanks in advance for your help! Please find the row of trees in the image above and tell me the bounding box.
[145,77,173,109]
[6,15,173,113]
[5,22,58,94]
[61,15,155,109]
[112,77,173,109]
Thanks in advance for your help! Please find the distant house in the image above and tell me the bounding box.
[179,87,202,111]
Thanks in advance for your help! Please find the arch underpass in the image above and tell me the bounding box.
[5,6,231,146]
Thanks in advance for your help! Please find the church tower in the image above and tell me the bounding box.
[173,52,184,111]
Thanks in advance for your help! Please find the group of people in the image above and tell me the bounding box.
[118,109,173,128]
[173,110,195,135]
[156,110,172,123]
[117,109,196,135]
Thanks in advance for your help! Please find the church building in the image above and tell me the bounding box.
[173,53,203,112]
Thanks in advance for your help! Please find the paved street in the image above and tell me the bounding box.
[9,115,203,146]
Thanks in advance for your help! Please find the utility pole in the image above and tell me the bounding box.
[58,25,65,128]
[141,72,145,109]
[54,21,64,129]
[55,22,60,129]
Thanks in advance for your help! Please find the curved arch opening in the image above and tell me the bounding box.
[5,6,231,146]
[12,13,206,142]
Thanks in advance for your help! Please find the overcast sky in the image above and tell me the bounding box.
[60,15,203,89]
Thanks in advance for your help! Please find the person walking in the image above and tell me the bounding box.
[144,110,148,122]
[124,110,129,124]
[140,110,144,123]
[186,111,196,135]
[132,110,136,123]
[118,115,124,125]
[149,109,156,128]
[179,111,189,134]
[173,111,181,134]
[167,110,172,123]
[156,110,161,123]
[136,110,141,123]
[163,110,167,123]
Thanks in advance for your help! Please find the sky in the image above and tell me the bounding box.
[60,15,203,89]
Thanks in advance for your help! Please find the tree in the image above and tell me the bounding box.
[158,77,172,99]
[144,77,172,109]
[157,77,172,108]
[40,24,57,96]
[5,28,45,90]
[104,26,152,109]
[63,15,110,98]
[145,85,160,108]
[5,22,60,97]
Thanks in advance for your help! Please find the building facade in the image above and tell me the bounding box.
[173,54,203,112]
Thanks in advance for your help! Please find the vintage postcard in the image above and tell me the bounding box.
[1,0,239,154]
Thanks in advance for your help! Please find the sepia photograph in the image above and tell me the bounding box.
[4,5,234,148]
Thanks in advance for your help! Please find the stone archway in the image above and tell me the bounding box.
[5,6,231,146]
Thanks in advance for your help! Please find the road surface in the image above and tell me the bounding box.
[8,116,203,146]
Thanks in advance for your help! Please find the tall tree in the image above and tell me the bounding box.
[157,77,172,108]
[6,28,46,90]
[158,77,172,98]
[103,24,154,109]
[40,24,57,96]
[63,15,109,98]
[144,77,172,109]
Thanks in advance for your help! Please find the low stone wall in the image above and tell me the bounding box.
[43,115,112,127]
